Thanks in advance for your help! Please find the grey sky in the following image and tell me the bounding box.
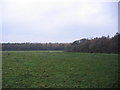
[1,0,118,43]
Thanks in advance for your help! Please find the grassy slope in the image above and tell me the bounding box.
[2,51,118,88]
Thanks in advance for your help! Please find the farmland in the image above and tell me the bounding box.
[2,51,118,88]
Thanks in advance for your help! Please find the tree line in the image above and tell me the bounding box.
[65,33,120,53]
[1,33,120,53]
[2,43,69,51]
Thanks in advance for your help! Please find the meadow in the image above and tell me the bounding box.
[2,51,118,88]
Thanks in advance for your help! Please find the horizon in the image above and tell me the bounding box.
[1,0,118,43]
[1,32,119,43]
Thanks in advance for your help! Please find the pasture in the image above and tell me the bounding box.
[2,51,118,88]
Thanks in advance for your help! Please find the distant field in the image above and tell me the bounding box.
[2,51,118,88]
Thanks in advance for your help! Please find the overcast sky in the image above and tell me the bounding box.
[1,0,119,43]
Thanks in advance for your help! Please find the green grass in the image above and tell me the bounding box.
[2,51,118,88]
[0,51,2,90]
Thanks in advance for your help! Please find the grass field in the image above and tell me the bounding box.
[2,51,118,88]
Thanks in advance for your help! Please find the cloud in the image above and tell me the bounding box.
[2,0,118,42]
[0,0,2,42]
